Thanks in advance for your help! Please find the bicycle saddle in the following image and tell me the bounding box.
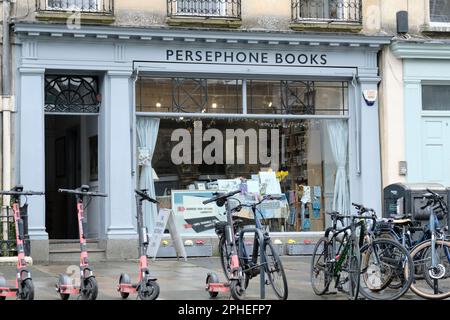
[390,218,413,225]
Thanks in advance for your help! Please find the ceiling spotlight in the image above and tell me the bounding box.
[156,102,162,108]
[212,103,217,109]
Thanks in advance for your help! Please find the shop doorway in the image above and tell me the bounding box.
[45,115,99,239]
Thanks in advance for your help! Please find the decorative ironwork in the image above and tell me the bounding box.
[172,78,208,113]
[37,0,114,14]
[0,206,30,257]
[291,0,362,24]
[167,0,241,19]
[281,81,316,115]
[45,76,101,113]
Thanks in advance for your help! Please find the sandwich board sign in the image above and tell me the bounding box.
[147,208,187,261]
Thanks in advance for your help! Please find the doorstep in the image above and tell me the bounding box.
[0,256,33,266]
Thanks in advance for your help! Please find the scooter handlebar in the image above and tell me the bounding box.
[58,188,108,197]
[0,190,44,196]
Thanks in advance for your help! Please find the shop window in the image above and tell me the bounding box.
[247,81,347,115]
[136,78,242,113]
[422,85,450,111]
[430,0,450,24]
[143,118,349,234]
[136,77,347,115]
[45,75,101,113]
[291,0,362,23]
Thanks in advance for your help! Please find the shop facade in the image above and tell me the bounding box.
[391,41,450,187]
[13,22,389,261]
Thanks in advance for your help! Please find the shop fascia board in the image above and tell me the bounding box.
[391,41,450,59]
[13,22,391,48]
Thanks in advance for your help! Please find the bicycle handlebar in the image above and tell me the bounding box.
[135,189,159,204]
[202,189,241,205]
[58,188,107,197]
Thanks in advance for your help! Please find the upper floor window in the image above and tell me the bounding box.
[291,0,362,24]
[39,0,113,14]
[167,0,241,19]
[430,0,450,24]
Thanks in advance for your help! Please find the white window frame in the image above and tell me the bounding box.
[429,0,450,27]
[175,0,226,17]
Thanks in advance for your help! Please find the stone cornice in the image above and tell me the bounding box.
[391,40,450,59]
[14,22,391,48]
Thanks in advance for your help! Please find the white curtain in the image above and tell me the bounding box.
[326,120,350,215]
[137,117,160,230]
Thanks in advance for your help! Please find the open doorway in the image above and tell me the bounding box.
[45,115,99,239]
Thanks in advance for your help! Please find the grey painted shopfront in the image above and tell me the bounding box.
[13,23,389,261]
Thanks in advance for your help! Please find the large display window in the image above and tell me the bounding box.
[135,77,350,234]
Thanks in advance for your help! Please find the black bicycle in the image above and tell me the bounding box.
[207,192,288,300]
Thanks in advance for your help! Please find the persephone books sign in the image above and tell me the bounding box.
[165,49,329,66]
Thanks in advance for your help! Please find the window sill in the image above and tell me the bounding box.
[290,21,362,32]
[421,24,450,34]
[166,16,241,29]
[36,11,115,24]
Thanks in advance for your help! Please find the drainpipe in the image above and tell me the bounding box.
[2,0,11,241]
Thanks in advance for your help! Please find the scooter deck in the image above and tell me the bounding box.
[0,287,19,297]
[206,282,230,293]
[58,284,80,295]
[117,283,138,293]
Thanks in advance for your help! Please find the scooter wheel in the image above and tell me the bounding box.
[230,279,246,300]
[0,276,6,300]
[82,277,98,301]
[119,273,131,299]
[206,273,219,298]
[20,279,34,300]
[57,274,71,300]
[138,280,159,300]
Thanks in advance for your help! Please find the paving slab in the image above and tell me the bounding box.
[0,256,425,300]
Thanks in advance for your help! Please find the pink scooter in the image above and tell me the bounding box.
[0,185,44,300]
[117,189,160,300]
[55,185,107,300]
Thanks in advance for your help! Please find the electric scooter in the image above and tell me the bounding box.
[55,185,107,300]
[0,185,44,300]
[117,189,160,300]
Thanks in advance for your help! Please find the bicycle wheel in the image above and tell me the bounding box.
[359,238,413,300]
[219,236,232,280]
[310,237,332,295]
[407,240,450,300]
[264,240,288,300]
[345,246,360,300]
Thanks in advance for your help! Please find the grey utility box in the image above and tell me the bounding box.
[383,182,447,221]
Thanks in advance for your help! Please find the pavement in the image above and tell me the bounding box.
[0,256,424,300]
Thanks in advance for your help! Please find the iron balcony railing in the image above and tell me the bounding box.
[167,0,241,19]
[291,0,362,24]
[36,0,114,14]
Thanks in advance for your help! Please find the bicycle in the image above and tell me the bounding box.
[355,204,414,300]
[311,203,414,300]
[406,189,450,299]
[310,209,366,300]
[205,191,288,300]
